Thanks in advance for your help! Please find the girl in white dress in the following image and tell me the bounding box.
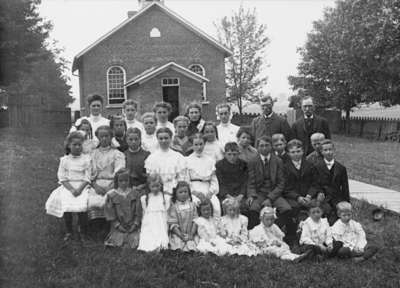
[45,131,91,241]
[123,99,144,132]
[145,127,187,196]
[201,122,224,162]
[249,207,309,262]
[153,102,175,135]
[299,200,333,258]
[194,200,232,256]
[141,112,159,153]
[186,133,221,218]
[76,119,98,155]
[138,174,171,252]
[218,195,258,256]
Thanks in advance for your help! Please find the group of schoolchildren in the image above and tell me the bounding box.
[45,94,377,263]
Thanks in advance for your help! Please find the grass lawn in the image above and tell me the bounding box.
[333,134,400,191]
[1,128,400,288]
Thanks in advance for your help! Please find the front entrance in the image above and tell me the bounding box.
[161,78,179,121]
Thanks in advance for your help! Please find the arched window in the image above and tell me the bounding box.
[189,64,207,101]
[150,27,161,38]
[107,66,126,105]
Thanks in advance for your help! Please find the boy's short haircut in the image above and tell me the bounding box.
[256,135,272,147]
[87,94,104,105]
[153,101,172,113]
[310,132,325,141]
[236,126,253,140]
[126,127,142,138]
[320,139,334,147]
[185,102,202,115]
[123,99,138,110]
[271,133,287,144]
[141,112,157,123]
[336,201,352,212]
[216,103,231,113]
[173,115,190,127]
[224,142,239,152]
[286,139,303,151]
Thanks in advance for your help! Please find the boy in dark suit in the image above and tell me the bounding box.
[272,133,290,163]
[282,139,323,244]
[305,132,325,165]
[247,136,292,232]
[315,139,350,225]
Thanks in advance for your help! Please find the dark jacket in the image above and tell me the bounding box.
[215,158,248,200]
[291,115,331,155]
[247,153,285,202]
[283,159,320,201]
[315,160,350,206]
[251,113,293,143]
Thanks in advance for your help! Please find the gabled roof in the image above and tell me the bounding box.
[125,62,209,87]
[72,2,232,71]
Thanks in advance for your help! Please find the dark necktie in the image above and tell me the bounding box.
[305,118,313,132]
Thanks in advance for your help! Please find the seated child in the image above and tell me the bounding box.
[315,139,350,225]
[141,112,159,153]
[76,119,98,154]
[171,116,193,156]
[305,133,325,165]
[330,201,378,262]
[272,133,290,163]
[215,142,248,203]
[125,128,150,188]
[123,99,144,132]
[168,181,198,251]
[299,200,333,259]
[138,174,171,252]
[249,207,309,262]
[110,116,128,152]
[194,200,232,256]
[201,121,224,162]
[45,131,91,241]
[218,196,258,256]
[104,169,141,248]
[153,102,175,135]
[186,133,221,217]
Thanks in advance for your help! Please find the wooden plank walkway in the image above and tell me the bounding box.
[350,180,400,213]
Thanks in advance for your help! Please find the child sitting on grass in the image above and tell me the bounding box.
[330,201,378,262]
[45,131,91,241]
[104,169,141,249]
[168,181,198,251]
[138,174,170,252]
[299,200,333,259]
[249,206,309,262]
[194,200,232,256]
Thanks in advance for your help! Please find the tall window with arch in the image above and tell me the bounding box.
[189,64,207,102]
[107,66,126,105]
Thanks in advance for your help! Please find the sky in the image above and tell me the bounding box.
[38,0,335,111]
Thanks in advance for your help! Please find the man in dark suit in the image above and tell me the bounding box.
[315,139,350,225]
[292,97,331,155]
[251,95,293,144]
[246,136,292,231]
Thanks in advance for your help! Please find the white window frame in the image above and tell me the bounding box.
[106,66,127,106]
[161,77,180,87]
[150,27,161,38]
[189,63,207,102]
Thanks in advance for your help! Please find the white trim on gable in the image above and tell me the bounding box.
[72,2,232,71]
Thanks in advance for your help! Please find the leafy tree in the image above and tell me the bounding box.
[289,0,400,128]
[216,5,269,114]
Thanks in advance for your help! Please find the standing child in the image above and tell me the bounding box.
[110,116,128,152]
[76,119,98,154]
[194,200,232,256]
[138,174,171,252]
[218,196,258,256]
[201,121,224,162]
[123,99,144,132]
[45,131,91,241]
[88,126,125,238]
[237,127,258,164]
[125,128,150,188]
[168,181,198,251]
[141,112,159,153]
[330,201,378,262]
[186,133,221,217]
[249,207,308,262]
[215,142,248,204]
[145,127,187,196]
[271,133,290,163]
[306,133,325,165]
[153,102,175,134]
[299,200,333,259]
[104,169,141,248]
[171,116,193,156]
